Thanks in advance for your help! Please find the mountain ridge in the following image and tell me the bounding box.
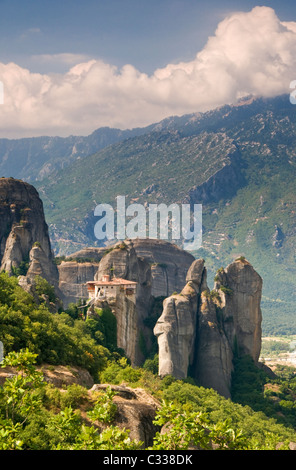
[0,93,276,183]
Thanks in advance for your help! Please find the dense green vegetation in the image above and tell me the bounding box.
[1,272,296,450]
[2,349,296,450]
[231,355,296,427]
[0,272,119,380]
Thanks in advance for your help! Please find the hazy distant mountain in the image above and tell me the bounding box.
[0,124,162,182]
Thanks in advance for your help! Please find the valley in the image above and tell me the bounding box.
[261,335,296,367]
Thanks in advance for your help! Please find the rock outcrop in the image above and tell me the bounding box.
[154,257,263,398]
[58,260,100,305]
[154,259,207,379]
[0,364,94,389]
[214,258,262,362]
[0,177,59,292]
[93,240,156,366]
[92,239,195,366]
[58,239,195,307]
[57,239,195,366]
[65,246,108,263]
[194,291,233,398]
[131,238,195,298]
[90,384,160,447]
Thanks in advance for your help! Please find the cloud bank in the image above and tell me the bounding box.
[0,6,296,138]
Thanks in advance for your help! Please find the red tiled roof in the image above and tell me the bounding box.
[86,277,137,286]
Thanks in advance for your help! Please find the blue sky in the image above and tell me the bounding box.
[0,0,295,74]
[0,1,296,137]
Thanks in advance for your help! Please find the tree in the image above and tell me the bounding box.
[0,349,45,450]
[150,401,248,450]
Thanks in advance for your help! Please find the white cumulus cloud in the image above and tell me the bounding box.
[0,6,295,138]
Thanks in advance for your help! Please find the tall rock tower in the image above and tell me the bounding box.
[154,258,263,398]
[0,177,59,291]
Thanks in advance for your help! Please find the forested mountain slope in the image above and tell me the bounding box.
[35,95,296,334]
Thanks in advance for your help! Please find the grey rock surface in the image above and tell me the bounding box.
[0,177,59,291]
[154,257,263,398]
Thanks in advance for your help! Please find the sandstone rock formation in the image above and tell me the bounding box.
[91,239,195,366]
[154,259,206,380]
[154,257,263,398]
[65,246,108,262]
[93,240,154,366]
[57,238,195,366]
[194,291,233,398]
[58,260,100,305]
[0,177,59,291]
[131,238,195,298]
[58,239,194,307]
[214,258,262,362]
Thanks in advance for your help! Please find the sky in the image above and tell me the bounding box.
[0,0,296,138]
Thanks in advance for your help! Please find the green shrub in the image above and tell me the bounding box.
[100,357,142,385]
[219,285,233,296]
[143,354,159,374]
[60,384,88,409]
[34,275,56,303]
[87,386,117,424]
[0,350,142,450]
[85,307,117,351]
[11,258,30,277]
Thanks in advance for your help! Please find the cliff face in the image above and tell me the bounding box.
[154,258,263,398]
[0,178,59,290]
[214,259,262,362]
[131,239,195,298]
[58,261,100,304]
[154,259,207,380]
[194,291,233,398]
[184,149,244,205]
[92,239,194,366]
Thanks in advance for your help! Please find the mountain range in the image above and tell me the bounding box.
[1,93,296,335]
